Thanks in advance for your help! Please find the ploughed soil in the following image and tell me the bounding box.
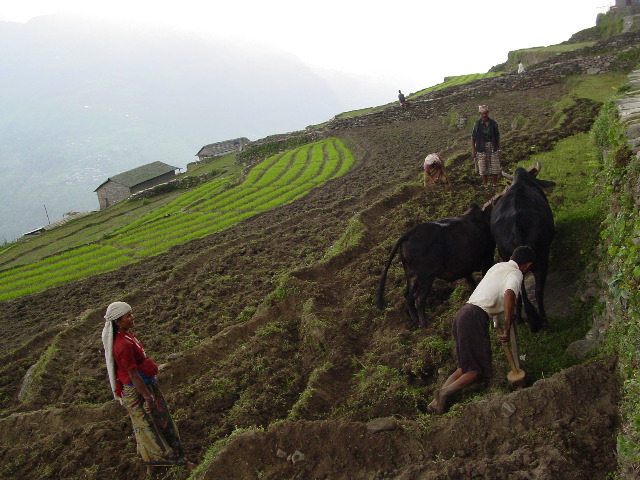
[0,53,621,479]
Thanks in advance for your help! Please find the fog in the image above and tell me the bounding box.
[0,14,395,241]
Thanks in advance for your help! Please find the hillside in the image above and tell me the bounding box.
[1,30,639,480]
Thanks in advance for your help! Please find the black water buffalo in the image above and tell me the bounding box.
[489,164,555,332]
[377,202,495,328]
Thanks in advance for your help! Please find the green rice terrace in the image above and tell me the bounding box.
[0,138,353,301]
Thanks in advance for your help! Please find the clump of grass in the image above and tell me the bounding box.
[517,302,592,381]
[336,364,424,420]
[323,215,366,260]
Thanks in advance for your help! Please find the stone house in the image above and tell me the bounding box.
[196,137,251,161]
[609,0,640,31]
[614,0,640,14]
[95,161,179,210]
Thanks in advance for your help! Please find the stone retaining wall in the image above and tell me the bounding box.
[615,68,640,209]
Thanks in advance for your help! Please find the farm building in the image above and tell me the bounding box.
[616,0,640,6]
[196,137,251,161]
[613,0,640,14]
[95,161,179,210]
[607,1,640,30]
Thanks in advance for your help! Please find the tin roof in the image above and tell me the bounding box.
[95,161,178,191]
[196,137,250,158]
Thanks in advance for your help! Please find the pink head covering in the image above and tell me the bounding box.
[478,105,489,114]
[424,153,442,171]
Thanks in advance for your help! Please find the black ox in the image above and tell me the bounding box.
[377,202,495,328]
[489,164,555,332]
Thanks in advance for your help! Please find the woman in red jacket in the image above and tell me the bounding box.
[101,301,194,475]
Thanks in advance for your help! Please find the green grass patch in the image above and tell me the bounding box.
[512,132,606,278]
[410,73,504,98]
[566,72,629,103]
[323,215,366,260]
[185,151,242,177]
[517,301,592,381]
[519,42,595,55]
[337,364,424,420]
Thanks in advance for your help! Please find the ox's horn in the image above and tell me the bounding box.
[536,161,541,174]
[501,170,514,180]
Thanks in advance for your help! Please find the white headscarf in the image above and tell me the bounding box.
[101,302,131,403]
[424,153,441,166]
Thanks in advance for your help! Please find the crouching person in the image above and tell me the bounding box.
[423,153,449,187]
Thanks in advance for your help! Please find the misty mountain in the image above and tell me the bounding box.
[0,14,390,242]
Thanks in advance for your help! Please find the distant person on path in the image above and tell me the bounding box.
[471,105,501,188]
[423,153,449,187]
[398,90,409,108]
[517,61,525,74]
[427,246,536,414]
[101,302,195,475]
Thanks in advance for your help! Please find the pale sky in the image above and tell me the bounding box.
[1,0,613,95]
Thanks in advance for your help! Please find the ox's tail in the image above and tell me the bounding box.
[376,230,413,309]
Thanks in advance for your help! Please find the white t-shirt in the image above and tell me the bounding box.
[468,260,523,315]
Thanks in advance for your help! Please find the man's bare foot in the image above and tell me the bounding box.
[427,389,447,415]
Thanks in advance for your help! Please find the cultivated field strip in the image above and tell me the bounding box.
[411,72,502,97]
[0,245,133,299]
[0,138,354,301]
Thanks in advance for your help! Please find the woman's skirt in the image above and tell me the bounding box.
[122,380,188,466]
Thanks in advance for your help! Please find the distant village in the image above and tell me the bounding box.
[24,137,250,238]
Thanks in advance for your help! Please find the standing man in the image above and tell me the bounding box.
[517,61,525,73]
[398,90,409,108]
[471,105,501,188]
[427,245,536,414]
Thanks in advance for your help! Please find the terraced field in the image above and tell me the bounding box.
[0,137,354,301]
[326,73,505,121]
[410,72,503,97]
